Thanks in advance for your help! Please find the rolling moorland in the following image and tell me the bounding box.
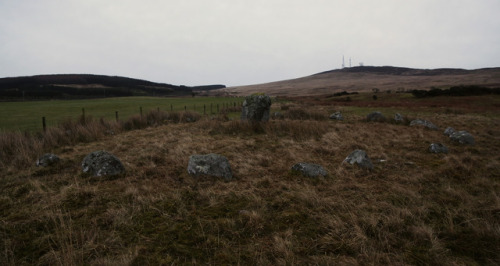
[0,67,499,264]
[215,66,500,96]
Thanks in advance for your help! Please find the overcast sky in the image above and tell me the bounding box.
[1,0,499,86]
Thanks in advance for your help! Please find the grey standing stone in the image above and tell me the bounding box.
[291,162,328,177]
[241,94,272,122]
[450,131,475,145]
[429,143,449,154]
[443,127,456,137]
[329,112,344,121]
[366,111,386,122]
[82,151,125,177]
[188,153,233,181]
[344,149,374,170]
[36,153,60,167]
[410,119,438,130]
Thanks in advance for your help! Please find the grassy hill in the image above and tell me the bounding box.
[220,66,500,96]
[1,93,499,264]
[0,74,226,100]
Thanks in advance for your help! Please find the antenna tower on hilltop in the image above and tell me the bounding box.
[342,55,345,68]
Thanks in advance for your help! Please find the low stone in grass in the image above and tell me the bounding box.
[366,111,386,122]
[429,143,449,154]
[188,153,233,181]
[444,127,456,137]
[291,162,328,177]
[82,151,125,177]
[344,149,374,170]
[450,131,475,145]
[410,119,438,130]
[36,153,60,167]
[394,113,405,123]
[329,111,344,121]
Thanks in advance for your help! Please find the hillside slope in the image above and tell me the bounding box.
[0,74,225,100]
[218,66,500,96]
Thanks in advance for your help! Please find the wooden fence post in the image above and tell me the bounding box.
[115,111,119,121]
[204,104,206,115]
[140,107,143,118]
[42,117,46,132]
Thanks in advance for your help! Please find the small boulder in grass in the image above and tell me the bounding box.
[291,162,328,178]
[187,153,233,181]
[82,151,125,177]
[410,119,438,130]
[344,149,374,170]
[394,113,405,123]
[36,153,60,167]
[450,131,475,145]
[429,143,449,154]
[366,111,386,122]
[329,111,344,121]
[443,127,455,137]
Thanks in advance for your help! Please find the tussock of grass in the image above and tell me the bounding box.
[1,97,499,264]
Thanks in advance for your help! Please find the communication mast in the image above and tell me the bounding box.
[342,55,345,68]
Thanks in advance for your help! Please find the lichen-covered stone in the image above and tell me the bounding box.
[450,131,475,145]
[329,112,344,121]
[291,162,328,177]
[410,119,438,130]
[241,94,272,122]
[366,111,386,122]
[444,127,456,137]
[36,153,60,167]
[344,149,374,170]
[429,143,449,154]
[82,151,125,177]
[187,153,233,181]
[394,113,405,123]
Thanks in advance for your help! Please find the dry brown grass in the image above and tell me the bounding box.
[1,95,499,265]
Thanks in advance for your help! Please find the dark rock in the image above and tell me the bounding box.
[450,131,475,145]
[444,127,456,137]
[187,153,233,181]
[291,162,328,177]
[329,112,344,121]
[366,111,386,122]
[36,153,60,167]
[82,151,125,177]
[410,119,438,130]
[429,143,449,154]
[241,94,272,122]
[344,149,374,170]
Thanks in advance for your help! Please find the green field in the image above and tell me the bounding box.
[0,97,243,131]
